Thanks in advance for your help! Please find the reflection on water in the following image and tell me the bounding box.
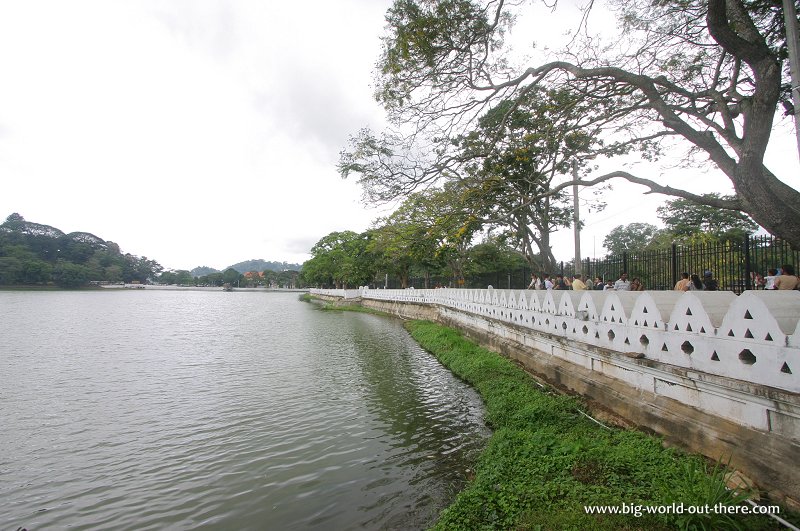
[0,291,489,530]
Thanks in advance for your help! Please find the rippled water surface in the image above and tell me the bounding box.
[0,290,489,530]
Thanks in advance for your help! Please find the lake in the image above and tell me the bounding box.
[0,289,489,530]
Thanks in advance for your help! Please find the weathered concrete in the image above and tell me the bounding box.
[310,288,800,507]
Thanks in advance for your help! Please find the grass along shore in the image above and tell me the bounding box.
[407,320,795,530]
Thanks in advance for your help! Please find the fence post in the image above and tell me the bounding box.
[671,243,678,288]
[744,236,752,291]
[623,252,628,274]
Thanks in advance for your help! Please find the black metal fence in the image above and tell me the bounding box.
[397,235,799,293]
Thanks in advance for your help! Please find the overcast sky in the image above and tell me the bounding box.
[0,0,392,270]
[1,1,797,272]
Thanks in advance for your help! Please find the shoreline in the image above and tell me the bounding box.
[0,284,309,292]
[303,295,798,529]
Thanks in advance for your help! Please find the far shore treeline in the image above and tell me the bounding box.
[0,213,300,289]
[1,199,761,291]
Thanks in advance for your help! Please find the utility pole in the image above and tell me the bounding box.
[783,0,800,161]
[572,159,582,275]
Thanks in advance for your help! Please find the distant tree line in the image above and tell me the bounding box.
[158,268,300,288]
[0,213,163,287]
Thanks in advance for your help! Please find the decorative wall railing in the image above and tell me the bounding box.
[311,288,800,394]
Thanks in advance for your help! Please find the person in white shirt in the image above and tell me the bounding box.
[543,273,554,290]
[764,268,778,290]
[614,272,631,291]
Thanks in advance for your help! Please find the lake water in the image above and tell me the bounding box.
[0,290,489,530]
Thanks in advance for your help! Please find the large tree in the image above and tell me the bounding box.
[341,0,800,249]
[453,88,610,270]
[656,193,759,242]
[603,223,661,255]
[370,185,481,287]
[301,231,374,288]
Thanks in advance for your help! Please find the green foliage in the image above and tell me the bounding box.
[257,269,301,288]
[52,261,92,288]
[190,266,219,277]
[356,0,800,251]
[371,186,481,287]
[380,0,498,109]
[453,88,608,271]
[657,458,753,531]
[300,231,375,288]
[657,195,759,243]
[0,213,162,287]
[158,269,195,286]
[226,259,301,274]
[464,239,527,277]
[222,267,242,285]
[603,223,661,255]
[603,197,760,257]
[402,320,785,530]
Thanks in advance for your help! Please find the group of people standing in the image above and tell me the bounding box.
[672,264,800,291]
[760,265,800,290]
[672,271,720,291]
[525,264,799,293]
[527,272,645,291]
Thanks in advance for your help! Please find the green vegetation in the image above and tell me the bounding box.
[226,259,302,274]
[300,293,392,317]
[404,320,792,530]
[0,212,302,289]
[299,222,530,290]
[159,267,300,289]
[300,231,374,289]
[604,196,759,254]
[340,0,800,250]
[0,213,162,287]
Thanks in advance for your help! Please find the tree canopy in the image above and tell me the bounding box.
[656,193,759,242]
[453,87,611,269]
[341,0,800,249]
[602,195,759,254]
[603,223,661,255]
[0,213,163,287]
[300,231,375,289]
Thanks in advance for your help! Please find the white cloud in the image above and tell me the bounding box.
[0,0,391,270]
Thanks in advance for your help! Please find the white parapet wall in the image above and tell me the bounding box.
[310,287,800,430]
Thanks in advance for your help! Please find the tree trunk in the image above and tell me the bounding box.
[706,0,800,250]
